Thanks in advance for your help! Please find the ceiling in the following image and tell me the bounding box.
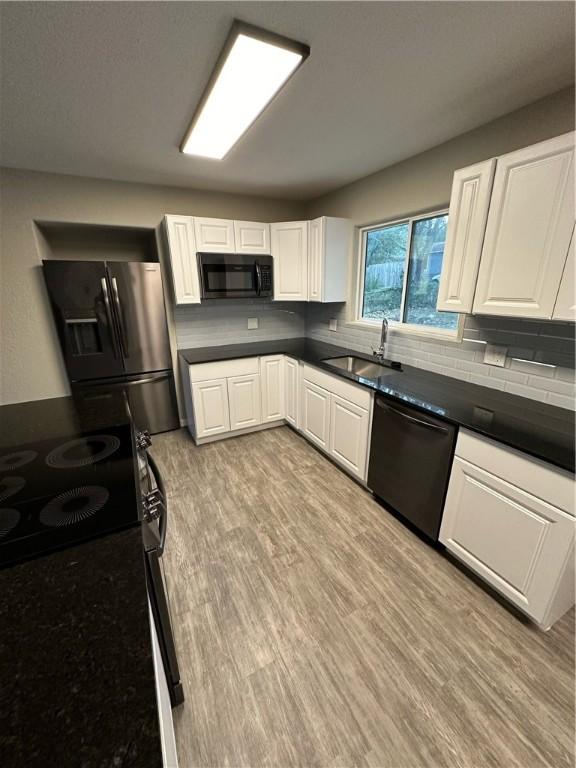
[1,2,574,200]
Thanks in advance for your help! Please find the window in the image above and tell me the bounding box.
[359,211,459,334]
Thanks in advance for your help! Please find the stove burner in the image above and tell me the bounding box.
[0,508,20,538]
[45,435,121,469]
[0,450,38,472]
[0,476,25,503]
[39,486,110,528]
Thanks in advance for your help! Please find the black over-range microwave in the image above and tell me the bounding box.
[198,253,273,299]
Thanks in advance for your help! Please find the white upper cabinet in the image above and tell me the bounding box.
[436,159,496,313]
[308,217,350,303]
[473,132,575,319]
[164,215,201,305]
[271,221,309,301]
[194,217,236,253]
[553,228,575,321]
[233,221,271,254]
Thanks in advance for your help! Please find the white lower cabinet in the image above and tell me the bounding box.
[284,357,299,428]
[300,365,372,481]
[301,380,331,451]
[440,430,575,628]
[227,374,261,431]
[329,394,370,479]
[191,378,230,439]
[260,356,284,423]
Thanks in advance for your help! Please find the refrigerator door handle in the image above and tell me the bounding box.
[100,278,120,358]
[110,277,129,358]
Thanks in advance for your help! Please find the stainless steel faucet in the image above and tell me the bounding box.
[373,317,388,360]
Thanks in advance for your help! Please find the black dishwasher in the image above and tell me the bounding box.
[368,395,457,541]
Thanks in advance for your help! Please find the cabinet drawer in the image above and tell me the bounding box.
[188,357,259,383]
[302,364,371,410]
[456,429,574,516]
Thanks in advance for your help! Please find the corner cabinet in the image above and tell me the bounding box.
[164,215,201,304]
[553,228,575,321]
[436,159,496,313]
[271,221,309,301]
[473,132,575,319]
[440,430,575,629]
[271,217,351,302]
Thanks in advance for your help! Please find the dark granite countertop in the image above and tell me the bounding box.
[0,525,162,768]
[180,337,575,473]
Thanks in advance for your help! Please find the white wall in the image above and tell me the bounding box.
[305,87,576,409]
[0,168,305,404]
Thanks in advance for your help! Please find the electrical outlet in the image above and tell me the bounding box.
[484,344,507,367]
[247,317,258,330]
[329,318,338,331]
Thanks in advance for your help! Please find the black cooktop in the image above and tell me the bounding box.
[0,390,140,568]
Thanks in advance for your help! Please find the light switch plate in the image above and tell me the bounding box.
[484,344,507,367]
[329,318,338,331]
[247,317,258,330]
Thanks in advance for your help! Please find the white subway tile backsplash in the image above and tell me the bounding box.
[546,392,575,410]
[176,299,575,410]
[510,358,556,378]
[504,381,549,403]
[306,304,575,409]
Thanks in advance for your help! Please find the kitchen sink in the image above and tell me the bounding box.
[322,356,402,379]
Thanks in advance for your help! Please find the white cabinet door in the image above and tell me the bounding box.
[308,217,324,302]
[194,217,236,253]
[473,132,575,318]
[234,221,271,254]
[164,215,201,304]
[329,394,369,480]
[436,159,496,313]
[227,374,261,431]
[284,357,299,428]
[260,356,284,423]
[191,378,230,438]
[271,221,309,301]
[301,379,330,450]
[308,217,350,303]
[440,456,575,624]
[553,228,575,321]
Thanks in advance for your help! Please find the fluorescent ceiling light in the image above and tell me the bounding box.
[181,21,309,160]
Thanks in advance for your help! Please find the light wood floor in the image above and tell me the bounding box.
[151,426,575,768]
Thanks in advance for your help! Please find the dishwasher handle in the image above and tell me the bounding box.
[376,398,449,434]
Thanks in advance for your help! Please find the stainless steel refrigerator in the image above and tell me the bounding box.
[43,260,179,434]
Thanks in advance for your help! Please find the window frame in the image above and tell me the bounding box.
[354,209,463,341]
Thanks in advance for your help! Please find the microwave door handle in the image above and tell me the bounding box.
[100,278,120,358]
[255,262,262,297]
[110,277,129,357]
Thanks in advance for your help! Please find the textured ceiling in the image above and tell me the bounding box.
[1,1,574,199]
